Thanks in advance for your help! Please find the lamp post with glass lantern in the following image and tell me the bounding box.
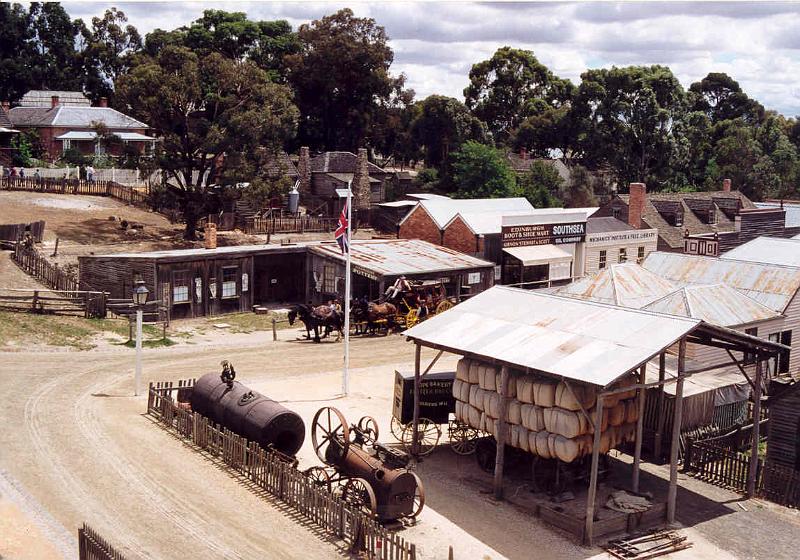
[132,277,149,396]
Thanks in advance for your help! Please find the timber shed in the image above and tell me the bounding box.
[766,377,800,471]
[403,286,786,544]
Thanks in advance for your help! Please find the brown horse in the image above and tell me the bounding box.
[351,299,397,334]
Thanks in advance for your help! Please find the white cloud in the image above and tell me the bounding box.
[61,1,800,115]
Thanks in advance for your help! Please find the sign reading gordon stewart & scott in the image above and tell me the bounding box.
[501,222,586,247]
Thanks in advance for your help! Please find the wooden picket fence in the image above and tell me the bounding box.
[147,380,418,560]
[0,176,149,207]
[759,461,800,508]
[683,440,758,493]
[245,214,338,235]
[0,219,45,243]
[13,243,77,290]
[78,523,128,560]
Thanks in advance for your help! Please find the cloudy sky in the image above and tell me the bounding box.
[62,1,800,115]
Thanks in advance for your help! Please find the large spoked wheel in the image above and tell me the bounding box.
[407,472,426,520]
[402,418,441,456]
[357,416,380,443]
[303,466,332,493]
[405,309,419,329]
[312,406,350,463]
[448,420,478,455]
[341,477,377,516]
[435,300,454,315]
[390,416,408,443]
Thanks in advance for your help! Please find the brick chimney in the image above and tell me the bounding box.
[628,182,646,229]
[51,95,60,108]
[722,178,731,192]
[298,146,311,196]
[97,97,108,108]
[205,223,217,249]
[353,148,371,210]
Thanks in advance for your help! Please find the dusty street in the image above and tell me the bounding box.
[2,328,800,559]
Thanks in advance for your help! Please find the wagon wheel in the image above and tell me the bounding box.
[448,420,478,455]
[407,471,426,520]
[357,416,380,443]
[312,406,350,464]
[341,477,378,516]
[390,416,408,443]
[402,418,441,456]
[435,300,454,315]
[303,466,332,492]
[404,309,419,329]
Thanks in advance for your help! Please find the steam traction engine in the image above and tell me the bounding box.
[305,407,425,522]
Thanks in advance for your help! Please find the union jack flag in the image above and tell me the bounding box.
[335,199,349,254]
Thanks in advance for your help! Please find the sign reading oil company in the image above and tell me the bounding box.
[502,217,587,247]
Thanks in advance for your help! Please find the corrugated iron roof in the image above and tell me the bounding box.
[756,202,800,227]
[643,283,781,327]
[10,106,148,128]
[308,239,493,277]
[404,285,702,387]
[721,237,800,268]
[642,252,800,313]
[407,198,534,229]
[556,263,677,308]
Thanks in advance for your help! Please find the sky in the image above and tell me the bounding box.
[62,1,800,116]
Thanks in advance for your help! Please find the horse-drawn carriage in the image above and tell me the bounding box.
[389,369,480,456]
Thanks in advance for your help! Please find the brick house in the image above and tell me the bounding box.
[7,90,154,162]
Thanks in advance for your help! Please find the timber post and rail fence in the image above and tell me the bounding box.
[0,176,150,207]
[147,380,419,560]
[245,214,338,235]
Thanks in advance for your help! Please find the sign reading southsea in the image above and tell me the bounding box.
[502,221,586,247]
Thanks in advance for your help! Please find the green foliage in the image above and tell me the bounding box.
[562,164,598,207]
[60,147,89,166]
[451,141,516,198]
[10,133,33,166]
[416,167,439,185]
[512,161,563,208]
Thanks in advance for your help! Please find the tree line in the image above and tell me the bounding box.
[3,4,799,236]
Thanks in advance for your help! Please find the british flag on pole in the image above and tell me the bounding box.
[335,199,349,254]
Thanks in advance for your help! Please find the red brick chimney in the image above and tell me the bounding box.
[628,182,646,229]
[298,146,311,196]
[205,223,217,249]
[51,95,60,108]
[97,97,108,108]
[353,148,371,210]
[722,178,731,192]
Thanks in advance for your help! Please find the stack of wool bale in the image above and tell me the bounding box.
[452,358,639,463]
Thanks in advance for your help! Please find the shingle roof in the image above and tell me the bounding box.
[261,150,297,179]
[616,190,755,249]
[0,107,12,128]
[586,216,636,234]
[20,90,90,107]
[9,106,148,129]
[309,151,386,175]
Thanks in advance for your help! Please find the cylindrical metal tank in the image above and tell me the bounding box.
[191,373,305,456]
[287,185,300,214]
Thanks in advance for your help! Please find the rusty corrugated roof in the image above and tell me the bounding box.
[556,263,677,308]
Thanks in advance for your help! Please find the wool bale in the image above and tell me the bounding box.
[609,374,637,401]
[608,402,626,427]
[553,435,582,463]
[546,433,559,460]
[534,431,553,459]
[576,434,593,457]
[485,392,501,419]
[527,430,539,456]
[587,406,609,434]
[555,381,597,411]
[521,404,544,432]
[467,404,482,431]
[455,400,464,423]
[513,425,530,452]
[480,412,487,433]
[543,407,588,439]
[624,399,639,424]
[478,364,496,391]
[506,373,517,399]
[619,423,637,445]
[452,379,464,401]
[600,427,618,453]
[456,358,471,381]
[532,379,558,408]
[516,378,535,404]
[469,385,483,410]
[508,399,523,425]
[468,361,480,384]
[460,381,472,403]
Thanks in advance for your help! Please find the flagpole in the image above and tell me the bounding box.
[343,181,352,396]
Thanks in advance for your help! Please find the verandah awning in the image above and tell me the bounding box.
[55,131,155,142]
[503,244,572,266]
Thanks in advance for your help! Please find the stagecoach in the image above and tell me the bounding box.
[387,278,456,329]
[389,369,479,456]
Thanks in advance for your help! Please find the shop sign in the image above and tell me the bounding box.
[352,265,379,281]
[502,222,586,247]
[586,229,657,245]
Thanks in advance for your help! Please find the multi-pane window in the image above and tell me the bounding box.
[221,266,238,298]
[599,250,607,269]
[618,248,627,263]
[637,246,645,263]
[172,270,190,303]
[768,331,793,375]
[323,263,336,294]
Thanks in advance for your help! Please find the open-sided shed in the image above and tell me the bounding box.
[403,286,786,544]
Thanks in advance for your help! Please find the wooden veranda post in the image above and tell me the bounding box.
[493,366,510,499]
[747,356,763,498]
[667,339,686,524]
[654,352,667,460]
[632,363,647,492]
[584,395,604,546]
[412,343,421,456]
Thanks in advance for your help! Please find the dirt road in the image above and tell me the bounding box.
[2,330,800,559]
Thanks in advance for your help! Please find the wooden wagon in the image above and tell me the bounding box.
[386,278,456,329]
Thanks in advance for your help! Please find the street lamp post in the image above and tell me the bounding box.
[132,278,149,396]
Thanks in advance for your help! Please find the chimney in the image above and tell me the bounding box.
[353,148,371,210]
[298,146,311,196]
[628,182,646,229]
[51,95,60,108]
[98,97,108,108]
[519,147,528,160]
[722,178,731,192]
[205,223,217,249]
